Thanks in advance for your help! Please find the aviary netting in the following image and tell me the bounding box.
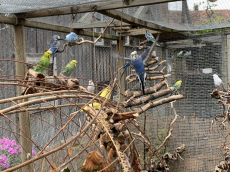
[0,15,185,172]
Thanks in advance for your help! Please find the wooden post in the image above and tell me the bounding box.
[227,35,230,84]
[117,37,125,102]
[14,25,33,172]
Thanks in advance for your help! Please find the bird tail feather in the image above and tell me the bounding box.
[141,80,145,95]
[221,83,227,92]
[170,89,176,96]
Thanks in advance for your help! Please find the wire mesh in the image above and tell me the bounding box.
[0,7,230,172]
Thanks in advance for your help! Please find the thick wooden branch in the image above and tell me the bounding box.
[124,79,167,98]
[21,69,79,94]
[146,71,164,74]
[144,57,158,67]
[145,60,166,71]
[127,74,171,83]
[112,113,139,122]
[122,87,173,108]
[138,95,184,114]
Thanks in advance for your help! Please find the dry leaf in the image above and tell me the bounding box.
[81,151,103,172]
[88,150,103,164]
[131,154,141,172]
[107,147,115,164]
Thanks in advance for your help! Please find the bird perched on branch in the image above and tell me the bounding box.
[87,80,95,94]
[145,30,160,46]
[213,74,227,92]
[184,50,191,57]
[33,50,52,73]
[170,80,182,96]
[50,35,60,64]
[121,51,147,95]
[59,32,78,44]
[83,86,112,111]
[60,60,77,77]
[177,51,183,57]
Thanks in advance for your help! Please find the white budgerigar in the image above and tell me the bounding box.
[213,74,227,92]
[87,80,95,93]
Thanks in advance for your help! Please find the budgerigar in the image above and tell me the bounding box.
[83,86,112,111]
[87,80,95,93]
[60,60,77,77]
[33,50,52,73]
[184,51,191,57]
[170,80,182,96]
[50,35,60,64]
[145,30,160,46]
[59,32,78,44]
[213,74,227,92]
[177,51,183,57]
[121,51,147,95]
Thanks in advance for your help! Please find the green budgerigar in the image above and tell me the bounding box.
[61,60,77,76]
[33,50,52,73]
[170,80,182,96]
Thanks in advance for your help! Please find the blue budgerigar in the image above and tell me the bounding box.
[121,50,148,95]
[59,32,78,44]
[50,35,60,64]
[184,50,191,57]
[145,30,160,46]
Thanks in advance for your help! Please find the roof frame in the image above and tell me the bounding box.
[99,9,179,32]
[0,15,119,40]
[16,0,182,18]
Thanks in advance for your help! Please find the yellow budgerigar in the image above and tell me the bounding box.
[83,86,112,111]
[33,50,52,73]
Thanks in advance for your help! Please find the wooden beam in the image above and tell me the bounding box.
[227,35,230,83]
[16,0,182,18]
[0,15,119,40]
[117,37,125,102]
[14,25,33,172]
[73,21,130,29]
[99,9,178,32]
[119,28,160,36]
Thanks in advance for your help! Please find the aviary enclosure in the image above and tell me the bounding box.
[0,0,230,171]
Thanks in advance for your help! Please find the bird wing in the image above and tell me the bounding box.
[221,82,227,92]
[140,47,150,64]
[33,58,45,72]
[121,62,130,78]
[113,54,131,62]
[61,66,70,76]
